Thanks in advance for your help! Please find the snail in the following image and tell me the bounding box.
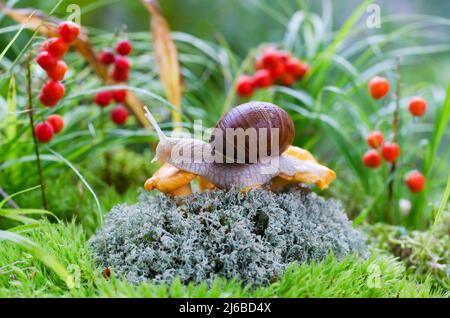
[144,101,336,196]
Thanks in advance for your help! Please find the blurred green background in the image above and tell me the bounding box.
[1,0,449,83]
[0,0,449,229]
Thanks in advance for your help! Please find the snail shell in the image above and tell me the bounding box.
[210,102,295,163]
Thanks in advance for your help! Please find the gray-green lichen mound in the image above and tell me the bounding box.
[90,188,367,286]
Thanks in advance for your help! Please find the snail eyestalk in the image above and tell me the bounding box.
[144,106,167,141]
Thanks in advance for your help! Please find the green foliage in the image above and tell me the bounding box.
[1,0,449,229]
[0,229,74,289]
[414,86,450,226]
[0,0,449,298]
[0,220,446,298]
[86,146,157,194]
[364,212,450,290]
[258,2,450,227]
[90,188,367,286]
[0,221,97,297]
[95,254,445,298]
[3,173,139,235]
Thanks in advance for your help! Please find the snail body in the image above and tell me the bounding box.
[144,101,335,192]
[149,131,279,189]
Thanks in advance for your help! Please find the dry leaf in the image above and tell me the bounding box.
[142,0,183,127]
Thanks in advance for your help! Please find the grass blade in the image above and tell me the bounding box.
[429,172,450,237]
[413,83,450,225]
[7,223,40,233]
[0,208,58,224]
[0,3,30,65]
[0,230,74,288]
[310,0,371,93]
[0,185,41,209]
[46,148,103,225]
[284,10,305,51]
[5,73,16,142]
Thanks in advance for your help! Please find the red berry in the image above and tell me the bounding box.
[363,149,382,168]
[42,80,65,101]
[112,89,127,102]
[236,75,254,97]
[39,92,58,107]
[94,91,112,107]
[47,37,69,58]
[268,62,286,78]
[115,40,132,56]
[110,105,128,125]
[277,51,290,64]
[366,130,384,148]
[114,56,130,71]
[255,57,264,70]
[58,21,80,43]
[35,122,54,143]
[99,48,115,65]
[46,60,67,81]
[261,48,282,69]
[381,142,400,162]
[279,73,296,86]
[285,59,309,79]
[368,76,390,100]
[111,68,129,82]
[47,114,64,133]
[253,69,273,88]
[405,170,425,193]
[408,96,427,117]
[36,51,58,70]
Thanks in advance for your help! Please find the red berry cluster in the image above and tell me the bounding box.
[363,76,427,193]
[363,131,399,167]
[94,40,133,125]
[99,39,132,82]
[94,90,129,125]
[35,115,64,143]
[36,22,80,107]
[35,22,80,143]
[236,47,309,97]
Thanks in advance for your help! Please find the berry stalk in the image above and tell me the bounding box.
[387,58,401,221]
[26,59,47,210]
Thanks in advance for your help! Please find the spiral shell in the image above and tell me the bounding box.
[210,101,295,163]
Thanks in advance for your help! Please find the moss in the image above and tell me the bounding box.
[363,212,450,290]
[90,187,367,286]
[85,147,158,194]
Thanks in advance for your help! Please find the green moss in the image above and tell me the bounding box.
[363,212,450,290]
[85,147,158,194]
[0,220,446,297]
[1,147,157,234]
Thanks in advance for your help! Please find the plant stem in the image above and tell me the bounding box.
[386,58,401,223]
[99,107,105,138]
[26,59,47,210]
